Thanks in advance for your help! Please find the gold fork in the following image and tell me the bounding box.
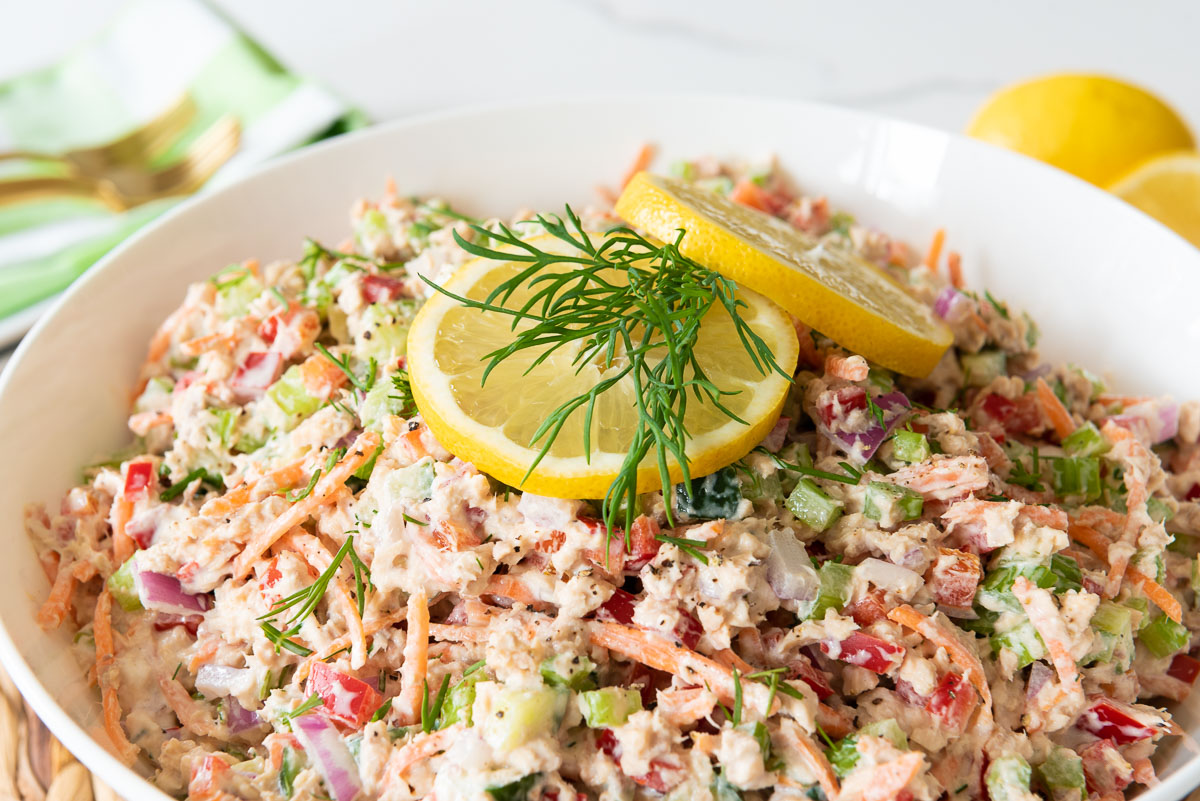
[0,93,196,176]
[0,116,241,211]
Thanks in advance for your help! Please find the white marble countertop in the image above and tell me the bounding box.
[2,0,1198,370]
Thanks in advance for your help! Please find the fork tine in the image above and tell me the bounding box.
[149,116,241,190]
[127,94,198,162]
[78,94,197,170]
[170,119,241,193]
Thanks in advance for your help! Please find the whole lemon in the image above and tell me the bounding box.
[966,73,1193,187]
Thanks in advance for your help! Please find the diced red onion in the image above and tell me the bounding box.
[292,714,363,801]
[1107,399,1180,445]
[134,562,210,616]
[762,417,790,453]
[896,547,928,572]
[1026,661,1054,704]
[1019,363,1053,382]
[763,529,819,603]
[226,696,262,733]
[196,665,250,697]
[933,286,969,320]
[819,390,911,465]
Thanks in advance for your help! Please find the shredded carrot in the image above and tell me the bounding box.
[657,687,717,727]
[947,251,964,289]
[395,588,430,725]
[589,621,775,716]
[1011,577,1082,697]
[381,724,463,786]
[817,702,855,738]
[923,228,946,270]
[157,672,222,737]
[1073,506,1127,532]
[713,649,755,675]
[299,609,408,682]
[232,431,380,579]
[93,590,139,765]
[823,352,869,382]
[111,498,135,565]
[179,331,236,358]
[37,560,92,630]
[484,574,541,607]
[200,460,309,518]
[1036,378,1076,440]
[887,604,991,708]
[777,719,839,799]
[299,353,348,398]
[619,143,655,190]
[1068,522,1182,622]
[729,180,773,213]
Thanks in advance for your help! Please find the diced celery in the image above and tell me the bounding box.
[1049,553,1082,592]
[439,670,484,729]
[1193,557,1200,597]
[1063,422,1109,457]
[709,774,743,801]
[1035,747,1085,799]
[991,621,1045,668]
[740,469,783,504]
[867,368,895,394]
[489,687,567,750]
[383,458,435,502]
[1124,597,1150,630]
[356,302,418,365]
[266,366,321,419]
[986,755,1032,801]
[961,350,1007,387]
[1140,614,1190,658]
[676,466,743,520]
[808,562,854,621]
[978,564,1054,614]
[786,479,843,532]
[1047,457,1101,501]
[133,376,174,414]
[1081,631,1116,667]
[359,379,413,431]
[863,481,923,524]
[540,655,597,692]
[214,269,263,318]
[1093,602,1134,637]
[107,557,142,612]
[668,160,696,181]
[356,208,389,247]
[210,408,239,449]
[1147,497,1174,524]
[578,687,642,728]
[891,430,931,464]
[859,718,907,749]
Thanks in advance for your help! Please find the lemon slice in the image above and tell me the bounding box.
[406,233,798,499]
[966,73,1194,188]
[1110,151,1200,249]
[616,171,952,377]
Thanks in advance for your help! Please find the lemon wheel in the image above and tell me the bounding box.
[616,172,952,377]
[1110,151,1200,249]
[406,233,799,499]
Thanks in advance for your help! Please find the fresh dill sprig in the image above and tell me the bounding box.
[389,371,418,417]
[314,343,377,393]
[160,467,224,502]
[281,693,323,728]
[756,448,860,486]
[370,697,393,723]
[258,535,367,653]
[655,533,711,565]
[282,469,321,503]
[424,207,789,538]
[420,676,450,734]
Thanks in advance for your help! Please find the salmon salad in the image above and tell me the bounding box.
[25,155,1200,801]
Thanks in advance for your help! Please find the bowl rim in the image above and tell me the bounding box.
[2,92,1197,800]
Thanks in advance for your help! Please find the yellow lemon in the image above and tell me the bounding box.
[1110,151,1200,249]
[406,233,799,499]
[966,73,1194,187]
[615,171,952,377]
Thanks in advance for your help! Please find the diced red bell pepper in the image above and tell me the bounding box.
[625,516,662,572]
[816,386,868,428]
[1076,696,1160,744]
[925,672,977,732]
[189,754,231,799]
[362,274,406,304]
[1187,483,1200,502]
[845,589,889,627]
[123,461,156,499]
[597,588,637,626]
[980,393,1042,435]
[595,728,680,792]
[819,632,904,674]
[1078,739,1133,794]
[927,548,982,609]
[231,351,284,402]
[152,613,202,636]
[1168,653,1200,685]
[307,661,383,728]
[789,654,834,700]
[258,314,279,344]
[674,609,703,650]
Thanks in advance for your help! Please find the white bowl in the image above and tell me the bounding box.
[2,96,1199,800]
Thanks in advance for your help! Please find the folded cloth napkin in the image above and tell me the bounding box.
[0,0,366,338]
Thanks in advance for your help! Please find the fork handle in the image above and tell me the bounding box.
[0,176,124,211]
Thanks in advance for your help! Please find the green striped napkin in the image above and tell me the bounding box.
[0,0,367,342]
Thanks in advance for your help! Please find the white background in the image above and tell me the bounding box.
[3,0,1199,133]
[1,0,1197,369]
